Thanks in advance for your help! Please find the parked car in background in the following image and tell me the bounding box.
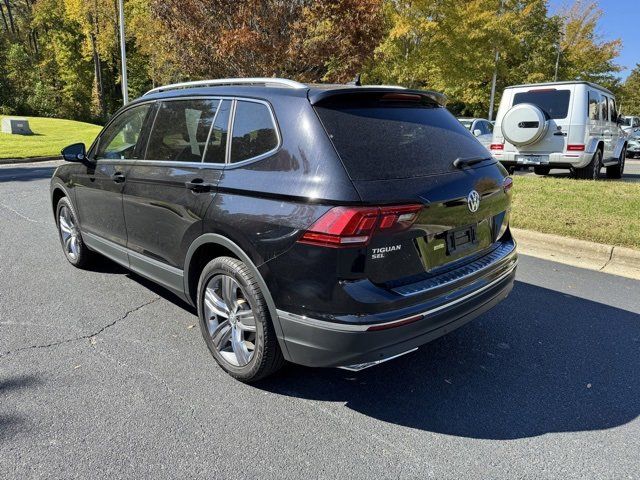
[458,117,493,150]
[490,81,627,179]
[627,129,640,158]
[51,78,517,382]
[621,115,640,134]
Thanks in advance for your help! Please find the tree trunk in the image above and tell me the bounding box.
[0,5,9,34]
[3,0,16,35]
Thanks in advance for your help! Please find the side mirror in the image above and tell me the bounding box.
[473,129,482,137]
[61,143,86,162]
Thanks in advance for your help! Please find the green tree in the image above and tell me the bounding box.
[620,64,640,116]
[557,0,622,92]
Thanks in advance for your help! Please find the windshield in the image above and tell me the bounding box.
[315,95,490,181]
[513,89,571,119]
[459,119,473,130]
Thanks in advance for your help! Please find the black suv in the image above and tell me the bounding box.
[51,78,517,382]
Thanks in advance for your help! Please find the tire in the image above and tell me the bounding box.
[606,146,626,179]
[197,256,285,382]
[534,165,550,176]
[574,149,603,180]
[56,196,95,268]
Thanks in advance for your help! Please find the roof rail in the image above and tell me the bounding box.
[143,77,307,96]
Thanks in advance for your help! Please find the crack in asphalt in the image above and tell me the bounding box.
[0,297,160,359]
[0,202,43,224]
[599,247,615,271]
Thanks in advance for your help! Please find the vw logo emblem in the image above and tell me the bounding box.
[467,190,480,213]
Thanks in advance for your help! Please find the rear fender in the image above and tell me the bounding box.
[183,233,292,361]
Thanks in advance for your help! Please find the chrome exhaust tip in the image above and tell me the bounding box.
[338,347,418,372]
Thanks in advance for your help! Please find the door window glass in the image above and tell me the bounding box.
[146,99,220,162]
[95,104,151,160]
[601,96,609,121]
[588,91,600,120]
[230,101,279,163]
[610,98,617,122]
[203,100,231,164]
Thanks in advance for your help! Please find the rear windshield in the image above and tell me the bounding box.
[314,95,490,181]
[513,89,570,119]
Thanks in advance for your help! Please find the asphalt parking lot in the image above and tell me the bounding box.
[1,161,639,479]
[514,157,640,182]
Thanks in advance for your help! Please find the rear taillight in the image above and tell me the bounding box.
[567,144,585,151]
[503,176,513,193]
[298,204,422,248]
[490,143,504,151]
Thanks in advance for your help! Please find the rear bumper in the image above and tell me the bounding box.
[277,256,517,368]
[493,151,592,168]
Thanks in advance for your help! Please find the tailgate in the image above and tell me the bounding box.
[352,166,511,285]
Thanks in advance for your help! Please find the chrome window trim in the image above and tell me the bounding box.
[226,97,282,168]
[226,99,237,164]
[98,95,282,169]
[277,264,517,332]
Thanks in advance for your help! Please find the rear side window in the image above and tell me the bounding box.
[146,99,220,162]
[601,96,609,121]
[315,94,490,181]
[230,101,279,163]
[588,91,600,120]
[610,98,617,121]
[513,89,570,119]
[203,100,231,164]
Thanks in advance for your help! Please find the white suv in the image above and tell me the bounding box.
[490,81,627,179]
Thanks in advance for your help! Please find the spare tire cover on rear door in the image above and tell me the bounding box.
[501,103,548,147]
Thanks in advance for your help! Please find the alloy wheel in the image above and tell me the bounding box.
[203,274,257,367]
[59,205,80,260]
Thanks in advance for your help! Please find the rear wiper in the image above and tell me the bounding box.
[453,156,491,169]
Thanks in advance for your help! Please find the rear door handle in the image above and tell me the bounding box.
[112,172,126,183]
[185,178,214,193]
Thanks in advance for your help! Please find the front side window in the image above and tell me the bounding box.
[95,104,151,160]
[513,89,571,119]
[229,101,278,163]
[146,99,220,162]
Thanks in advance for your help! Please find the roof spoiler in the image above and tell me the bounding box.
[308,87,447,107]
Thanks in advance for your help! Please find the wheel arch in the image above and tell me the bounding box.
[183,233,290,360]
[50,182,72,218]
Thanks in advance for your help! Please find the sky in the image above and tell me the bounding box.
[548,0,639,80]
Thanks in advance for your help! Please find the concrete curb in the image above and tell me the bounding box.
[512,228,640,280]
[0,156,61,165]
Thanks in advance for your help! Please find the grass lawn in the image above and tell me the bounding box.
[511,176,640,250]
[0,116,102,159]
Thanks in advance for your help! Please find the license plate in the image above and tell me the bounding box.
[446,224,477,255]
[515,155,549,165]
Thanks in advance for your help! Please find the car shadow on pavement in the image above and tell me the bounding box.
[0,166,57,183]
[257,280,640,440]
[0,375,42,442]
